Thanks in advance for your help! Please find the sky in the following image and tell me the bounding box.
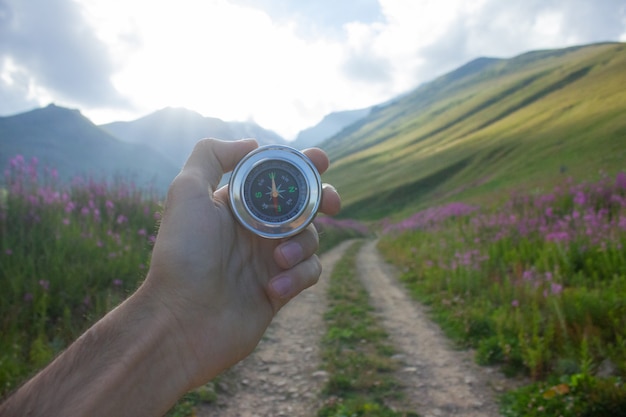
[1,0,625,140]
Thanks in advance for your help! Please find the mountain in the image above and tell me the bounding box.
[291,107,371,149]
[0,104,180,192]
[101,107,286,168]
[321,42,626,220]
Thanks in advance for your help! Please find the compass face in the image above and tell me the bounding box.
[244,160,308,223]
[229,145,322,239]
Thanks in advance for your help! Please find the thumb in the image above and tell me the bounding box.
[183,138,258,191]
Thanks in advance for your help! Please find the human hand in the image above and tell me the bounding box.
[143,138,340,389]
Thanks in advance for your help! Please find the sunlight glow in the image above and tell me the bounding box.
[77,0,374,138]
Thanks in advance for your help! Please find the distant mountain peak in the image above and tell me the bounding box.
[156,106,204,117]
[292,107,371,149]
[99,108,286,167]
[43,102,82,115]
[4,103,88,126]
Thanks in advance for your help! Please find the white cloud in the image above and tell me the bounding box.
[80,0,357,138]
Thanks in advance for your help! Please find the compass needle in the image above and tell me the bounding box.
[270,172,280,212]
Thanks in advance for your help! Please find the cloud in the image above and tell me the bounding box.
[342,50,392,84]
[0,0,128,114]
[0,58,40,115]
[460,0,626,54]
[229,0,383,38]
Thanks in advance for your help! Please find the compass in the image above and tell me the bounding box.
[228,145,322,239]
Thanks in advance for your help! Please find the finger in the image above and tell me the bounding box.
[213,183,229,204]
[268,255,322,306]
[183,138,258,191]
[302,148,330,175]
[320,183,341,216]
[274,224,319,269]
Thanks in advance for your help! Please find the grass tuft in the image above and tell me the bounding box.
[318,241,418,417]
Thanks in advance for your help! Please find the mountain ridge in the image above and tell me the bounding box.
[291,107,372,150]
[321,42,626,220]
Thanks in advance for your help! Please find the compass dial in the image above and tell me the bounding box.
[229,145,322,239]
[244,161,307,223]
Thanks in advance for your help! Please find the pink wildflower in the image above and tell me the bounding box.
[38,280,50,291]
[573,191,586,206]
[616,172,626,190]
[546,231,570,242]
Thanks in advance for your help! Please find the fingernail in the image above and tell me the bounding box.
[322,182,336,192]
[280,242,303,267]
[271,276,292,298]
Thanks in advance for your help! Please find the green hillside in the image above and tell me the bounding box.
[322,42,626,220]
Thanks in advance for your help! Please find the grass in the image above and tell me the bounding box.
[317,240,418,417]
[378,172,626,416]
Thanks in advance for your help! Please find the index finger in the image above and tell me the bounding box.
[301,148,330,175]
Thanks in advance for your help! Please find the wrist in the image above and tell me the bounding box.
[120,282,196,389]
[136,271,229,389]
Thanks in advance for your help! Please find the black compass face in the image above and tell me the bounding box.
[244,161,308,223]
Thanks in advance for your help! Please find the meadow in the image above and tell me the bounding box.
[379,171,626,416]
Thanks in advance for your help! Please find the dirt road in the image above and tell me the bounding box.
[356,239,514,417]
[199,239,514,417]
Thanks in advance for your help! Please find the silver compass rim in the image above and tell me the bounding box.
[228,144,322,239]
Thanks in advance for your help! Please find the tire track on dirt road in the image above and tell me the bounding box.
[198,240,354,417]
[356,239,512,417]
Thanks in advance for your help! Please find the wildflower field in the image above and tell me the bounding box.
[380,172,626,416]
[0,155,162,396]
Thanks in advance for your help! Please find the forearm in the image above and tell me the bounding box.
[0,285,191,417]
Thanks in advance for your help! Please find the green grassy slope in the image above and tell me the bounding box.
[321,43,626,220]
